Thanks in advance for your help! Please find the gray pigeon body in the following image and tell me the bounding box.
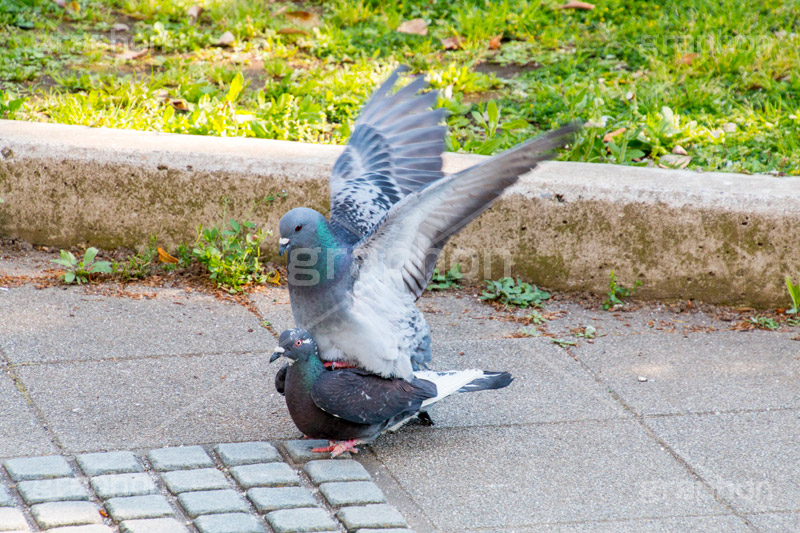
[270,328,512,455]
[279,67,579,379]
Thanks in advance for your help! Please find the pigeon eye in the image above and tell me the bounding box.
[294,225,303,232]
[294,339,303,347]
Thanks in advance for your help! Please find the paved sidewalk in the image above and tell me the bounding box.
[1,250,799,532]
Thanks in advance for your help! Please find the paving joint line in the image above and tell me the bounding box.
[566,345,760,531]
[7,349,269,367]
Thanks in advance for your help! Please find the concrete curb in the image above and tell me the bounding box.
[1,119,798,306]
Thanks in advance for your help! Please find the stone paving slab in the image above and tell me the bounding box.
[104,495,174,521]
[193,512,267,533]
[230,463,300,488]
[13,354,295,452]
[647,410,800,514]
[4,457,73,482]
[574,330,800,415]
[30,501,102,529]
[0,371,55,458]
[17,479,89,505]
[118,517,190,533]
[161,468,230,494]
[147,446,213,472]
[0,507,28,531]
[0,487,15,507]
[426,338,629,428]
[246,487,317,512]
[215,442,280,467]
[46,526,113,533]
[177,490,249,518]
[319,482,386,507]
[0,287,273,364]
[283,441,351,463]
[266,508,338,533]
[370,423,734,531]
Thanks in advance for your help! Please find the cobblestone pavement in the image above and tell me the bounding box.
[0,440,409,532]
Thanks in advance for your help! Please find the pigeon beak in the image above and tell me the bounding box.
[270,346,285,363]
[278,238,290,257]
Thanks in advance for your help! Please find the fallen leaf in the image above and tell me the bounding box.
[166,99,190,112]
[266,269,281,285]
[441,35,464,50]
[625,90,634,101]
[678,52,699,65]
[722,122,737,133]
[672,145,688,155]
[115,49,148,60]
[396,18,428,36]
[659,154,692,169]
[99,509,109,518]
[277,27,309,35]
[488,33,503,50]
[602,127,626,142]
[111,23,129,32]
[157,247,179,262]
[67,0,79,12]
[286,10,320,27]
[217,31,235,47]
[557,1,595,10]
[186,5,203,23]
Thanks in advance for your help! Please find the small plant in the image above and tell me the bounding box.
[526,310,546,325]
[113,236,159,280]
[553,338,577,348]
[51,247,112,285]
[516,326,539,337]
[748,315,780,331]
[428,263,463,291]
[787,317,800,328]
[575,325,598,338]
[193,219,271,293]
[786,276,800,314]
[602,271,642,310]
[481,277,550,308]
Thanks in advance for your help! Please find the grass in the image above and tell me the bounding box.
[0,0,798,174]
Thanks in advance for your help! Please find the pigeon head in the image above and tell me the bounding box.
[270,328,319,363]
[278,207,329,257]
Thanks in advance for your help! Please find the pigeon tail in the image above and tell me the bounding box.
[456,371,513,393]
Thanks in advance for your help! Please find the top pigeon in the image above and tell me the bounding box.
[279,67,579,380]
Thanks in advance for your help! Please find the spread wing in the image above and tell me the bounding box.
[352,123,581,299]
[329,67,447,242]
[310,369,437,425]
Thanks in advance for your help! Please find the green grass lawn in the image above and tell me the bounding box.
[1,0,798,175]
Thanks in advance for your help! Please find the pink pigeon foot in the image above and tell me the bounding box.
[312,439,362,457]
[323,361,357,370]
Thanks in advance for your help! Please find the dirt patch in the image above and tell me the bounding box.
[475,61,540,79]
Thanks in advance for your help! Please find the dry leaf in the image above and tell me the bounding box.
[217,31,235,47]
[659,154,692,169]
[167,99,190,112]
[111,23,129,32]
[602,127,626,142]
[186,5,203,23]
[678,52,699,65]
[397,18,428,36]
[286,10,320,27]
[157,247,179,263]
[672,145,688,156]
[277,27,309,35]
[488,33,503,50]
[441,35,464,50]
[266,269,281,285]
[557,1,595,10]
[67,0,79,12]
[115,49,148,60]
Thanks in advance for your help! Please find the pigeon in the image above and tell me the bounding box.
[270,328,513,457]
[278,66,579,379]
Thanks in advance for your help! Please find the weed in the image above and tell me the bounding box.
[428,263,463,291]
[575,325,598,339]
[602,271,642,310]
[517,326,539,337]
[113,236,159,280]
[748,315,780,331]
[553,338,577,348]
[786,276,800,314]
[260,320,272,328]
[193,218,271,293]
[481,277,550,308]
[787,317,800,327]
[51,247,112,285]
[526,310,546,325]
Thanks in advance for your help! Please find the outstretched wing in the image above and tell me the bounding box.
[310,369,436,425]
[352,123,581,299]
[329,67,447,242]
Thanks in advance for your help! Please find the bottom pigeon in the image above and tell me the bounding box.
[270,328,512,457]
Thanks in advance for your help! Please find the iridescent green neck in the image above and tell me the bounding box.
[312,220,347,281]
[300,353,325,390]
